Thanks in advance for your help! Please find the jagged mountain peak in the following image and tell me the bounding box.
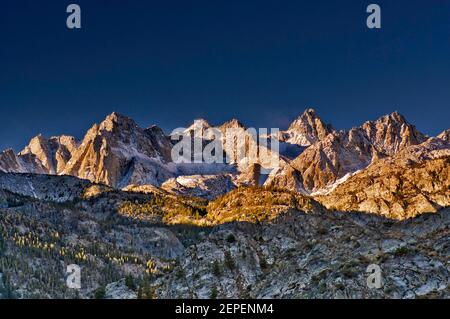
[105,111,131,121]
[78,112,138,143]
[145,124,166,136]
[99,112,139,132]
[371,111,408,126]
[0,147,47,174]
[362,111,427,156]
[0,149,22,173]
[51,135,79,151]
[182,119,213,139]
[290,108,324,124]
[362,111,414,130]
[269,110,429,194]
[284,108,334,146]
[188,119,211,129]
[63,112,175,188]
[30,133,45,141]
[219,118,245,130]
[83,112,162,147]
[25,134,76,144]
[18,134,79,174]
[386,110,405,120]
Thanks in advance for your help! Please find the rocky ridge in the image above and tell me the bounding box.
[317,138,450,219]
[266,111,431,193]
[0,109,448,218]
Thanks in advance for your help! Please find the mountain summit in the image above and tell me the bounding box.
[62,112,174,188]
[267,111,432,193]
[282,108,335,146]
[362,111,427,156]
[18,135,79,174]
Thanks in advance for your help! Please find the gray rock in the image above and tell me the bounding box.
[105,279,137,299]
[381,239,406,254]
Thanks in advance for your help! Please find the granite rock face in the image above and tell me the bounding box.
[267,111,430,194]
[316,138,450,219]
[105,279,137,299]
[19,135,79,174]
[280,108,335,147]
[62,112,175,188]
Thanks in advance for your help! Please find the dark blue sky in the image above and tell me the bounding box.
[1,0,449,151]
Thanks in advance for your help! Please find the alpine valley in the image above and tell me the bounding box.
[0,109,448,299]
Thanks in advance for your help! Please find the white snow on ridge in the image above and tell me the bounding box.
[310,170,363,196]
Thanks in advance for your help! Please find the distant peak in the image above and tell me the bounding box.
[294,108,322,124]
[146,124,162,131]
[145,125,166,136]
[220,118,245,129]
[388,111,406,121]
[194,118,210,125]
[187,119,211,130]
[361,111,427,155]
[100,112,137,131]
[105,112,131,122]
[378,111,407,125]
[290,108,327,128]
[28,134,47,146]
[18,134,48,156]
[26,134,77,148]
[286,108,334,146]
[30,134,47,142]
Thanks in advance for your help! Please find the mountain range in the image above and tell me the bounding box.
[0,109,448,219]
[0,108,449,299]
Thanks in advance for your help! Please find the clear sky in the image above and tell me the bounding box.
[1,0,449,151]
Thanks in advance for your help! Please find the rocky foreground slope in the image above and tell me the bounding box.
[0,176,449,299]
[156,209,450,299]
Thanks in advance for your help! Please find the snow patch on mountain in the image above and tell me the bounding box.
[310,169,363,196]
